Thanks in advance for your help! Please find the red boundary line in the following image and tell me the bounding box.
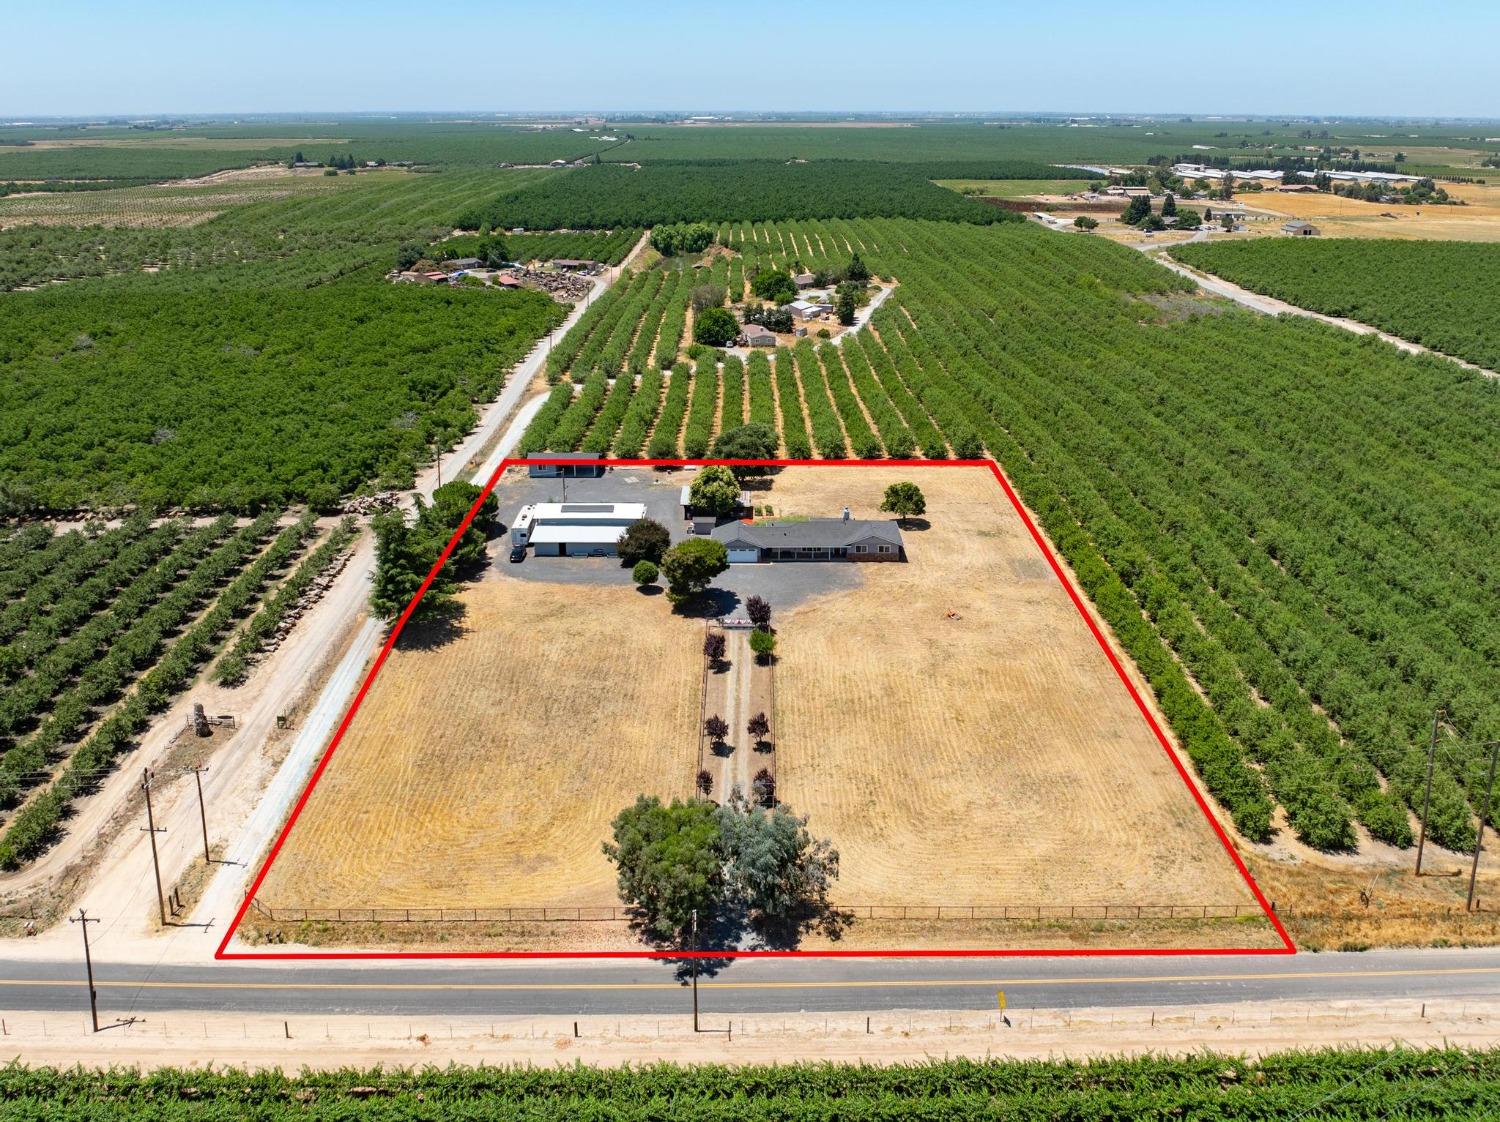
[218,457,1296,961]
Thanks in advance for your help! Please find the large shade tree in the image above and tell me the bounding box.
[603,796,724,942]
[689,465,742,517]
[661,538,729,605]
[370,481,497,620]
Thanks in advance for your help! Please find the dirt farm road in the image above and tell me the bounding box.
[703,629,771,802]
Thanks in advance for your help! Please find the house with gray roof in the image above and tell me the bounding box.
[711,511,904,563]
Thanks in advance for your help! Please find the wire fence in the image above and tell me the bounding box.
[246,901,1268,924]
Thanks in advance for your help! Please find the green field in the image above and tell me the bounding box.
[3,117,1494,185]
[1,280,563,511]
[455,161,1025,229]
[937,177,1096,197]
[2,1049,1496,1118]
[1171,238,1500,369]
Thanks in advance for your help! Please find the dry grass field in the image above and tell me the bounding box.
[769,465,1257,911]
[258,581,701,910]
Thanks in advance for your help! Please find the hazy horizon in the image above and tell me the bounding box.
[7,110,1500,127]
[5,0,1498,120]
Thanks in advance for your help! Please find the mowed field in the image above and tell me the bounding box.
[258,580,701,910]
[770,466,1257,909]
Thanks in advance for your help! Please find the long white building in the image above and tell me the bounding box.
[1172,163,1284,183]
[1294,169,1422,186]
[510,502,646,557]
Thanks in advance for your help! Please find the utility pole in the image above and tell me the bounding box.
[140,768,166,927]
[188,765,211,865]
[69,909,100,1033]
[1416,707,1444,875]
[690,908,699,1032]
[1468,742,1500,913]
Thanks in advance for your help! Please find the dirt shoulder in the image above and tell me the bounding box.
[3,998,1493,1072]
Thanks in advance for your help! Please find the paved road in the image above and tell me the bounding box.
[2,949,1497,1019]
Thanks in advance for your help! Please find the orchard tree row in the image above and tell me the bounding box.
[1173,238,1500,371]
[813,216,1498,852]
[1,278,564,513]
[0,512,320,867]
[456,161,1029,231]
[520,213,1498,853]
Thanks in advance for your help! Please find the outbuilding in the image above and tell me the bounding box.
[527,451,606,478]
[1282,220,1320,236]
[788,298,833,321]
[512,501,646,557]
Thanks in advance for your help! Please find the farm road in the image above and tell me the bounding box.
[704,630,768,801]
[1,948,1499,1018]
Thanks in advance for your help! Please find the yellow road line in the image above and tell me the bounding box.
[0,966,1497,993]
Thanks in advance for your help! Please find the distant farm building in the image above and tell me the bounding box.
[793,272,816,288]
[443,257,482,272]
[1282,220,1321,236]
[551,259,598,272]
[526,451,607,478]
[1173,163,1284,184]
[510,501,646,557]
[1296,169,1421,187]
[712,512,905,563]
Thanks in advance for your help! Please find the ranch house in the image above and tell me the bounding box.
[712,512,905,563]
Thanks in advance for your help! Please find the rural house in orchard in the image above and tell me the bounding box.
[712,511,905,563]
[739,324,777,347]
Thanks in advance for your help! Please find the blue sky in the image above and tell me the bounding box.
[5,0,1498,119]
